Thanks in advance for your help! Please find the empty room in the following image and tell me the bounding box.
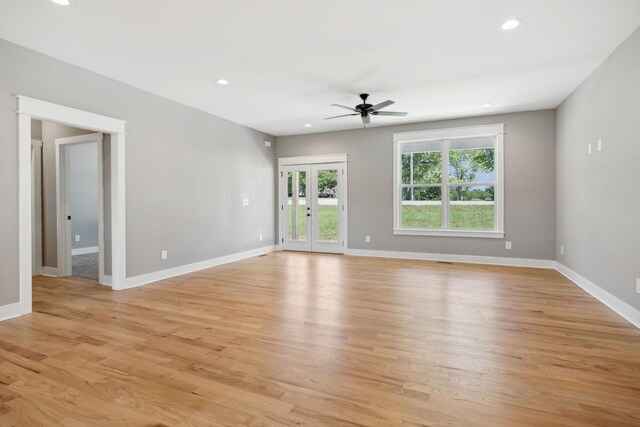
[0,1,639,426]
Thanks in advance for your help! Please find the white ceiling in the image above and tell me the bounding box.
[1,1,639,136]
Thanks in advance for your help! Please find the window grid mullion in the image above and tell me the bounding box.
[442,140,450,229]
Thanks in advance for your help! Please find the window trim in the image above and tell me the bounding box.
[392,124,505,238]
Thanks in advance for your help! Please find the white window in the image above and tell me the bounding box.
[393,124,504,238]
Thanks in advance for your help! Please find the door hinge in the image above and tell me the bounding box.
[342,205,344,211]
[342,241,345,246]
[280,171,283,178]
[281,205,284,211]
[282,237,284,243]
[342,169,344,175]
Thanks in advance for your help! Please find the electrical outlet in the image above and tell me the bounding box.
[636,278,640,294]
[365,235,371,243]
[588,143,592,155]
[75,235,80,242]
[560,245,564,255]
[505,241,512,250]
[161,250,168,260]
[597,139,602,152]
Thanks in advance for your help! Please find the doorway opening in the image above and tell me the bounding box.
[278,155,348,253]
[31,121,105,284]
[56,133,103,283]
[16,96,127,318]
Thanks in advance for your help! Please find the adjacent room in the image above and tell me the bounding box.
[0,1,639,425]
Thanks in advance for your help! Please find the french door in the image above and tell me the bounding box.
[280,161,346,253]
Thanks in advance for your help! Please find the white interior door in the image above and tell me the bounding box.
[280,160,346,254]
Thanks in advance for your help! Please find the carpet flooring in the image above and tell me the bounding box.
[71,252,98,281]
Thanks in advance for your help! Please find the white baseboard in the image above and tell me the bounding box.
[0,301,29,322]
[345,248,556,269]
[72,246,99,256]
[123,245,278,290]
[42,266,58,277]
[101,275,112,286]
[554,262,640,330]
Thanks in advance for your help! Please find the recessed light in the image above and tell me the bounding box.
[216,79,229,85]
[51,0,70,5]
[501,18,522,30]
[304,124,312,128]
[481,103,493,108]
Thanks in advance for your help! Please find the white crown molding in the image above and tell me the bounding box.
[123,245,278,290]
[346,248,555,268]
[554,262,640,330]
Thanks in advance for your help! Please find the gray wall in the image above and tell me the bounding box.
[0,39,276,306]
[556,27,640,311]
[276,110,557,260]
[68,141,99,251]
[40,121,93,267]
[31,120,42,140]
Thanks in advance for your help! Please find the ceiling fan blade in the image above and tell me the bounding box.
[361,115,370,125]
[369,100,395,111]
[325,113,358,120]
[331,104,357,112]
[374,111,408,116]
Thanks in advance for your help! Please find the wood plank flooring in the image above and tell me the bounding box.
[0,251,639,426]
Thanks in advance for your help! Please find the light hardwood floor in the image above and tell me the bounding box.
[0,252,639,426]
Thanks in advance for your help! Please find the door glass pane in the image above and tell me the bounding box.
[401,186,442,229]
[287,171,307,241]
[449,185,495,229]
[316,169,338,242]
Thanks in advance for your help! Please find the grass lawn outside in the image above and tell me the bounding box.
[401,204,494,229]
[288,203,494,242]
[288,204,338,242]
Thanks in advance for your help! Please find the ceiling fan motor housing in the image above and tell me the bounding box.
[357,93,372,115]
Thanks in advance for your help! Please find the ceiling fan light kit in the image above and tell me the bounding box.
[326,93,408,126]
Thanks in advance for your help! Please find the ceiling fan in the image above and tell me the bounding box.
[326,93,408,125]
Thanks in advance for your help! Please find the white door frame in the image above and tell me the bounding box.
[16,96,127,317]
[55,133,105,284]
[278,154,348,254]
[31,140,43,276]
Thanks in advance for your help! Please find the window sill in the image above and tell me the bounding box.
[393,228,505,239]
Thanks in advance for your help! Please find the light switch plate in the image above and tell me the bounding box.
[365,235,371,243]
[264,140,271,147]
[636,278,640,294]
[597,139,602,151]
[505,241,512,250]
[242,198,249,206]
[161,250,168,260]
[588,143,592,154]
[75,235,80,242]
